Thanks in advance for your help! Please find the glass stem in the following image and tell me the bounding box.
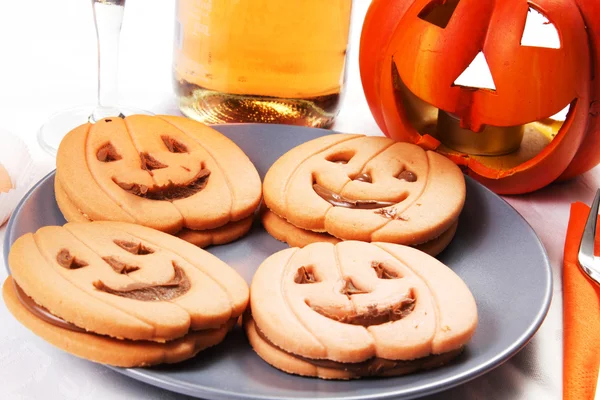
[90,0,126,123]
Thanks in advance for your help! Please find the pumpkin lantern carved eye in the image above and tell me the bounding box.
[418,0,460,29]
[520,7,560,49]
[360,0,597,194]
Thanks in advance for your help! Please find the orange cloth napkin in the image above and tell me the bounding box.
[563,202,600,400]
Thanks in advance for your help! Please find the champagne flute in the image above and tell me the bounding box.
[37,0,152,156]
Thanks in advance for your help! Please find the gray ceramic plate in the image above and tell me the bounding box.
[4,124,552,400]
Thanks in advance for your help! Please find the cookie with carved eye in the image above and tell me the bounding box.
[261,209,457,257]
[3,221,249,367]
[246,241,478,379]
[263,134,465,247]
[55,115,262,244]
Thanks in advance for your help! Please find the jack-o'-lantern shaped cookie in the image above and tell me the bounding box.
[55,115,262,247]
[262,134,465,252]
[3,221,249,367]
[246,241,478,379]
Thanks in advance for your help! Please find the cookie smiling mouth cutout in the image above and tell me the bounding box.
[312,167,419,210]
[114,165,211,201]
[312,184,397,210]
[100,136,211,201]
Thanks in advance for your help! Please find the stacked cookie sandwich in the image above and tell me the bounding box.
[55,115,262,247]
[4,221,249,367]
[246,241,478,379]
[262,134,465,256]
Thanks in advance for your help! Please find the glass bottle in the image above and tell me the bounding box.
[173,0,352,128]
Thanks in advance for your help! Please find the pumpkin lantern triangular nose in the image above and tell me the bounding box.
[453,51,496,91]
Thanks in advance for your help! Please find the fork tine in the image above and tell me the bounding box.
[578,189,600,284]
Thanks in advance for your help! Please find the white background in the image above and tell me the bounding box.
[0,1,598,399]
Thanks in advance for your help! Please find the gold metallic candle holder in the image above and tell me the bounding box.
[436,110,525,156]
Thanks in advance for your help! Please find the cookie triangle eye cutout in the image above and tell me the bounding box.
[520,5,560,49]
[56,249,88,269]
[114,239,154,255]
[418,0,460,29]
[453,51,496,91]
[161,136,189,153]
[96,143,122,162]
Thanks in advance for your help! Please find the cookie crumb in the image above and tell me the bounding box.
[374,208,409,221]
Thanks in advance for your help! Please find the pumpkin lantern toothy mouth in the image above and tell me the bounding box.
[391,61,575,168]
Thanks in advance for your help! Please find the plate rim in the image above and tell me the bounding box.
[2,124,553,400]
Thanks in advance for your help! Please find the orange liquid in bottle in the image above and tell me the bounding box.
[173,0,352,128]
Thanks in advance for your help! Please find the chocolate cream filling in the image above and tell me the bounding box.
[295,264,416,326]
[313,168,418,210]
[310,296,415,326]
[253,321,463,375]
[93,262,191,301]
[13,280,235,338]
[13,281,86,333]
[114,166,211,201]
[313,184,396,210]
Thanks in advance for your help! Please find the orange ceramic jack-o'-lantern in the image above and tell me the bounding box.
[360,0,600,194]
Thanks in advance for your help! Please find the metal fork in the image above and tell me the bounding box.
[578,189,600,285]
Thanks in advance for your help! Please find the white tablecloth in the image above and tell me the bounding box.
[0,1,598,399]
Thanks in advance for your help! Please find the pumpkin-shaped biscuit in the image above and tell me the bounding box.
[263,134,465,245]
[246,241,477,379]
[4,221,249,367]
[55,115,262,239]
